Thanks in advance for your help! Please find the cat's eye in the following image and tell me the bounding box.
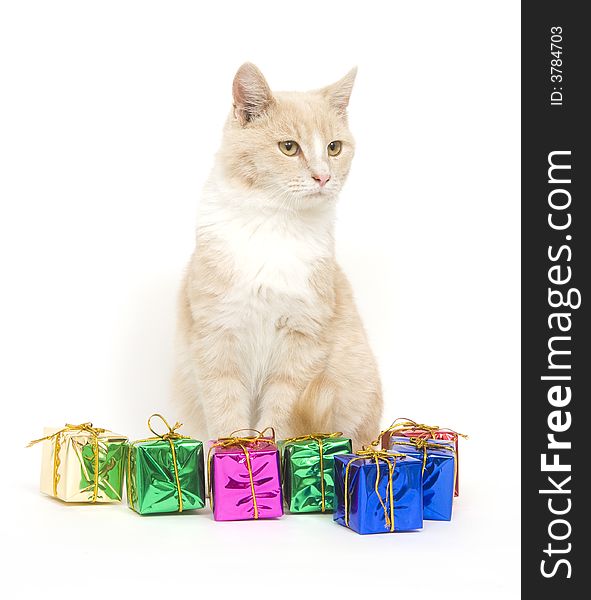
[278,141,300,156]
[327,141,342,156]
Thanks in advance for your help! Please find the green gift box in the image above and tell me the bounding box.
[126,414,205,515]
[279,433,352,513]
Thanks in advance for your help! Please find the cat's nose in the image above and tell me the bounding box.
[312,173,331,187]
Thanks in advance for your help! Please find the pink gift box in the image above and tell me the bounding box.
[208,439,283,521]
[381,422,464,497]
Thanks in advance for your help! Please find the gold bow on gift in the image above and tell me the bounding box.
[344,448,406,532]
[389,435,458,492]
[128,413,190,512]
[28,422,108,501]
[374,417,468,447]
[207,427,275,520]
[283,432,343,513]
[393,436,455,471]
[369,418,467,495]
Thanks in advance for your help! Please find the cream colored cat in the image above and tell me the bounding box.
[173,63,382,448]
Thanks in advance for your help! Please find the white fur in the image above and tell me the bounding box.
[197,171,335,404]
[311,133,328,175]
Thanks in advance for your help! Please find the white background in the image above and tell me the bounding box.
[0,1,520,598]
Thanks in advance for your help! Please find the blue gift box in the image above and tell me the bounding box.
[333,451,423,534]
[389,436,456,521]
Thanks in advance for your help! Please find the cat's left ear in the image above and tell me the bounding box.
[320,67,357,116]
[232,63,275,125]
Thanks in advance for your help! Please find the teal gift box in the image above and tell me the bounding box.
[279,433,352,513]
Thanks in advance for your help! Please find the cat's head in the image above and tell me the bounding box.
[216,63,357,210]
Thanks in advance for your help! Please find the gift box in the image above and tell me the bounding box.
[126,414,205,515]
[388,436,456,521]
[279,433,352,513]
[381,418,466,496]
[28,423,127,503]
[333,449,423,534]
[208,429,283,521]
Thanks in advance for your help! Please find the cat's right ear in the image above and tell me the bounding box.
[320,67,357,116]
[232,63,274,125]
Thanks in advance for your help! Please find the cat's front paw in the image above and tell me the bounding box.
[275,315,290,330]
[275,315,320,337]
[275,315,306,333]
[275,315,307,336]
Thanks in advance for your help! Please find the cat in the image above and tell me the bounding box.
[172,63,382,449]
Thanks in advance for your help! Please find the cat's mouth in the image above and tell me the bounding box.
[304,186,333,199]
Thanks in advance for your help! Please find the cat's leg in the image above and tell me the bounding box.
[255,327,327,440]
[191,327,252,439]
[174,254,253,439]
[282,266,382,449]
[290,370,381,450]
[320,324,382,450]
[330,383,382,450]
[325,268,383,449]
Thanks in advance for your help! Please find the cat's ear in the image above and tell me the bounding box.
[321,67,357,116]
[232,63,274,125]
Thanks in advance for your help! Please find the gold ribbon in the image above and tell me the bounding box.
[376,419,467,494]
[392,436,454,471]
[128,413,190,512]
[28,422,108,502]
[364,419,466,502]
[344,448,405,532]
[389,435,458,493]
[283,432,343,512]
[376,418,468,445]
[207,427,275,520]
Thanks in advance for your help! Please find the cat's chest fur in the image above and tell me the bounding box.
[199,200,334,386]
[211,206,331,318]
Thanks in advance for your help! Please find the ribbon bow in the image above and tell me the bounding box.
[386,417,467,442]
[147,413,187,441]
[369,417,468,450]
[128,413,190,512]
[344,448,406,532]
[283,432,343,513]
[368,419,467,499]
[207,428,275,520]
[28,422,108,501]
[392,436,455,474]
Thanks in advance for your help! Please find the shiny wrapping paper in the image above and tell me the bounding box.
[37,425,127,503]
[382,423,463,496]
[333,453,423,534]
[389,436,455,521]
[279,435,352,513]
[209,440,283,521]
[127,437,205,515]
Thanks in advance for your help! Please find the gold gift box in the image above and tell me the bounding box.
[35,424,128,503]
